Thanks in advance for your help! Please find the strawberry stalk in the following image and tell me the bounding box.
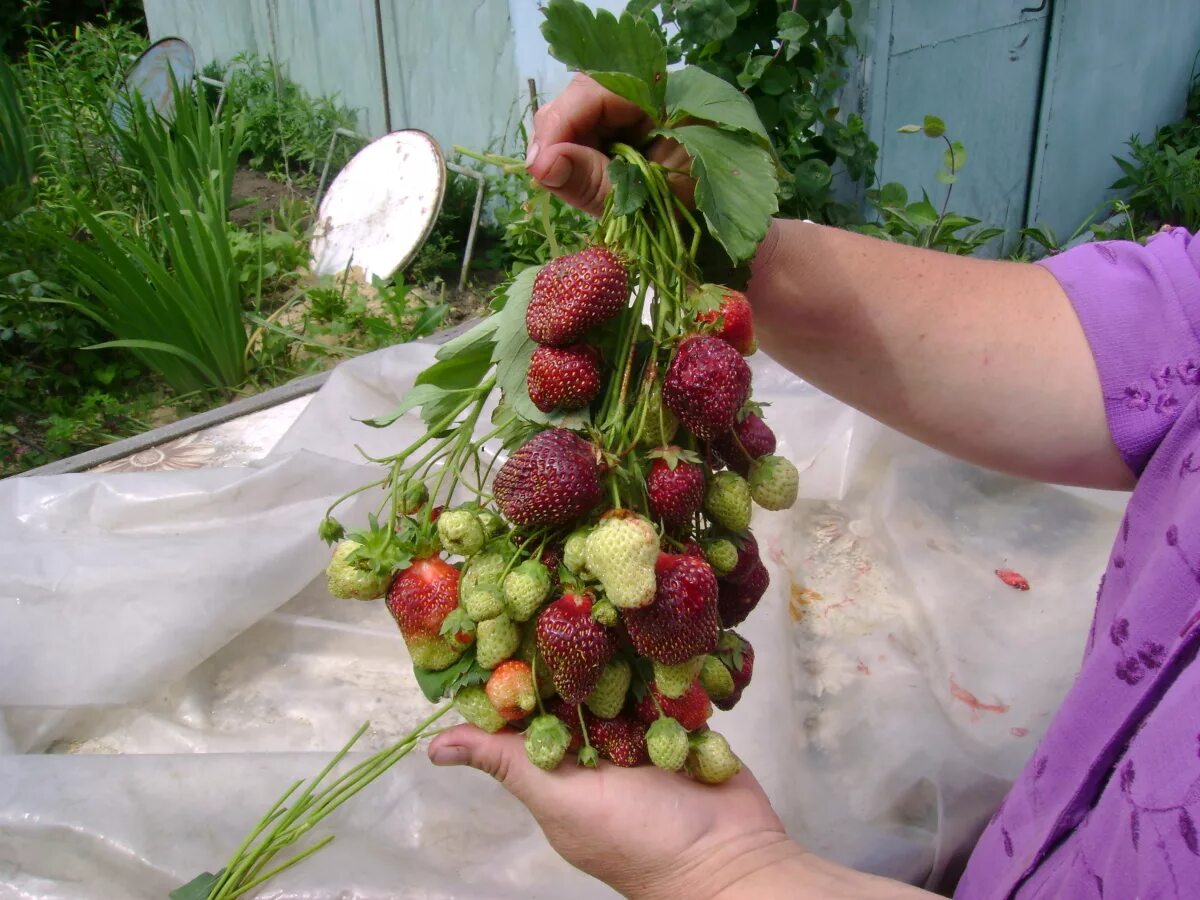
[202,704,452,899]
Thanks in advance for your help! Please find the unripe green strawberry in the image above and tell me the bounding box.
[476,613,520,670]
[590,599,619,627]
[563,527,592,575]
[584,659,632,719]
[637,381,679,449]
[516,623,556,698]
[397,481,429,515]
[704,539,739,577]
[686,730,742,784]
[704,471,752,533]
[646,717,689,771]
[503,560,551,622]
[476,508,506,538]
[437,509,485,557]
[325,540,392,601]
[654,656,704,699]
[454,685,506,733]
[585,513,658,609]
[749,455,800,511]
[700,654,735,700]
[460,551,506,597]
[524,714,573,770]
[462,585,505,621]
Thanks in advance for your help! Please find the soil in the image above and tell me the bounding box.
[229,167,314,226]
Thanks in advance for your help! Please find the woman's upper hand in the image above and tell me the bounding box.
[526,73,693,217]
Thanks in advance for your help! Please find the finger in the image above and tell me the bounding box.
[531,142,613,217]
[529,73,650,153]
[428,724,543,805]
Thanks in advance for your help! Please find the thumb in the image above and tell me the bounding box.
[428,723,540,805]
[527,142,612,218]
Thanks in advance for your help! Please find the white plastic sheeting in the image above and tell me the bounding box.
[0,342,1125,897]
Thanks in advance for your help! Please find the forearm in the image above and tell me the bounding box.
[746,220,1132,489]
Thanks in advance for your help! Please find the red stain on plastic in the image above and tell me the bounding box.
[856,659,871,675]
[1010,727,1030,738]
[996,569,1030,590]
[950,674,1010,720]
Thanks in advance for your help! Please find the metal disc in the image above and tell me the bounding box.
[309,130,447,282]
[110,37,196,130]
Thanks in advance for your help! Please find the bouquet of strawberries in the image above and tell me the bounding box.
[176,2,793,896]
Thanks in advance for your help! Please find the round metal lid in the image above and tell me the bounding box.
[110,37,197,130]
[309,130,447,282]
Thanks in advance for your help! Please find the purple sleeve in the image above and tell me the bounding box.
[1038,228,1200,475]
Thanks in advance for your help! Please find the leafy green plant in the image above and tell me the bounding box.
[856,116,1002,254]
[0,57,36,220]
[52,84,248,393]
[632,0,877,223]
[203,54,358,187]
[1110,67,1200,233]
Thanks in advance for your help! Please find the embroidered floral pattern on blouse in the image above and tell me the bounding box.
[1113,360,1200,418]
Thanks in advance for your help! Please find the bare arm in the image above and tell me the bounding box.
[748,221,1131,489]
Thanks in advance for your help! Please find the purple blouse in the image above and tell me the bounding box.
[957,228,1200,898]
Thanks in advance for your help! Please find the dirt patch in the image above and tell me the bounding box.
[230,167,314,226]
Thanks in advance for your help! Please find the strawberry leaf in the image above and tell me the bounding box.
[654,125,778,264]
[170,871,225,900]
[416,318,498,391]
[540,0,668,120]
[360,383,453,428]
[491,264,590,429]
[440,607,477,638]
[608,157,649,216]
[665,66,770,145]
[413,650,488,703]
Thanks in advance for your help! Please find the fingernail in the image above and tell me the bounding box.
[429,744,469,767]
[541,156,572,189]
[525,142,540,168]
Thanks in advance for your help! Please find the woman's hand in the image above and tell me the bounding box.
[525,73,693,217]
[428,724,798,899]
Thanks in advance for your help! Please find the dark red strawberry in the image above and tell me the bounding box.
[624,553,719,664]
[494,429,602,526]
[726,533,761,582]
[663,336,751,441]
[645,448,705,530]
[696,289,756,355]
[536,593,618,703]
[587,712,648,767]
[541,542,564,593]
[713,631,755,711]
[526,247,629,346]
[634,678,713,732]
[545,696,583,752]
[680,539,705,559]
[713,413,777,476]
[718,559,770,627]
[527,345,602,413]
[386,557,464,671]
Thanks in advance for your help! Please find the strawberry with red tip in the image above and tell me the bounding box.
[663,335,752,441]
[527,246,629,346]
[494,428,602,527]
[695,287,756,355]
[536,593,618,703]
[527,344,602,413]
[713,412,776,477]
[386,557,465,671]
[624,552,719,665]
[634,678,713,732]
[645,447,705,530]
[587,712,648,767]
[485,660,537,721]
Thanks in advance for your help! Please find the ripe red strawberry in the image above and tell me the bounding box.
[541,542,563,593]
[663,336,751,441]
[527,345,602,413]
[645,449,705,530]
[536,593,618,703]
[718,559,770,627]
[696,289,756,355]
[634,679,713,732]
[713,413,777,476]
[494,429,602,526]
[485,660,537,721]
[386,557,464,671]
[726,533,761,582]
[527,247,629,346]
[624,553,719,664]
[713,631,755,711]
[680,539,705,559]
[587,712,648,767]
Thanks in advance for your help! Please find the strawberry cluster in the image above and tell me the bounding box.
[325,247,799,783]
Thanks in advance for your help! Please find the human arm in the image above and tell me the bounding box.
[428,725,934,899]
[526,75,1131,490]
